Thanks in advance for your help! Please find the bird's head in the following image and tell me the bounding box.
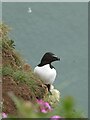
[40,52,60,65]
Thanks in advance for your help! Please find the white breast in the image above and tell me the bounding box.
[34,64,56,85]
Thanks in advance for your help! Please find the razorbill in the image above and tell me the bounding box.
[34,52,60,91]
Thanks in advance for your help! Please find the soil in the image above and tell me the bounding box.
[2,76,36,115]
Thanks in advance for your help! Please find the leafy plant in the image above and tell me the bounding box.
[8,93,50,118]
[4,93,84,118]
[51,96,84,118]
[7,39,15,48]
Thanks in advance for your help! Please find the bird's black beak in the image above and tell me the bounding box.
[53,55,60,61]
[56,57,60,61]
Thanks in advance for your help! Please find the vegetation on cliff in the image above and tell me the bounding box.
[1,23,48,115]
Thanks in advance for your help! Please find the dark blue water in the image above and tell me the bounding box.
[2,2,88,117]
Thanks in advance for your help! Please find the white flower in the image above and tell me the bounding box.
[45,86,61,107]
[50,89,60,102]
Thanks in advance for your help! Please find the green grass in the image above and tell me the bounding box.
[2,65,41,90]
[13,70,26,82]
[2,65,14,76]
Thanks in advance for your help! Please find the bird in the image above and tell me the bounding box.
[34,52,60,92]
[28,7,32,13]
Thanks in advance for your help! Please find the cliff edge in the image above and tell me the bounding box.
[1,23,48,115]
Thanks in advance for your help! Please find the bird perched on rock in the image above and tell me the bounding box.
[34,52,60,92]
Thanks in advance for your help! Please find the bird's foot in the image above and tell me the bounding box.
[45,84,52,95]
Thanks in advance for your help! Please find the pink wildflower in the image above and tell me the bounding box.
[2,112,7,118]
[37,99,52,113]
[36,99,43,104]
[51,115,63,120]
[41,109,47,113]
